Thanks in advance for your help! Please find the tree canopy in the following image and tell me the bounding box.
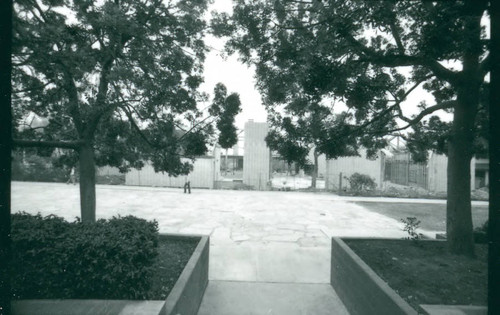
[213,0,490,256]
[265,102,361,187]
[209,83,242,150]
[12,0,240,221]
[13,0,211,169]
[213,0,488,157]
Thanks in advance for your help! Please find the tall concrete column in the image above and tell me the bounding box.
[243,121,270,190]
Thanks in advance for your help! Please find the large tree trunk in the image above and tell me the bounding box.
[447,87,479,257]
[446,0,483,257]
[311,148,318,188]
[78,142,96,222]
[446,127,475,256]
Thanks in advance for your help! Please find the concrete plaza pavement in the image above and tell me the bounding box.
[197,281,349,315]
[11,181,440,283]
[12,181,487,314]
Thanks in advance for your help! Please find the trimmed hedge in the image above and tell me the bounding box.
[11,213,159,300]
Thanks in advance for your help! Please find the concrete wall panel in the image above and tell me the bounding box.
[243,122,270,190]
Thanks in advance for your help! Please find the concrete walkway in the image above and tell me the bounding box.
[198,281,349,315]
[13,182,486,314]
[11,182,420,282]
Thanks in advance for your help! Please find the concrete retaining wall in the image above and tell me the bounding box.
[162,234,209,315]
[330,237,417,315]
[11,300,165,315]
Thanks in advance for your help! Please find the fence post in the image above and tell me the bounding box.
[339,172,343,191]
[325,160,330,190]
[406,154,410,186]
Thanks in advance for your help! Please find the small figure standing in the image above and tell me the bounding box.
[67,167,76,185]
[184,180,191,194]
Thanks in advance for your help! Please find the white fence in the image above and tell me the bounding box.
[325,150,385,190]
[427,152,476,193]
[125,152,221,189]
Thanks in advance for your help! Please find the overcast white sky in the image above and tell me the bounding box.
[199,0,268,131]
[199,35,268,131]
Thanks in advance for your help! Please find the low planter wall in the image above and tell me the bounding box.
[330,237,417,315]
[161,234,209,315]
[11,299,166,315]
[12,234,210,315]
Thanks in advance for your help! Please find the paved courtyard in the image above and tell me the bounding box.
[11,181,465,284]
[11,181,487,314]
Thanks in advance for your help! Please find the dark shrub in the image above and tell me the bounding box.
[11,212,159,300]
[473,220,488,244]
[96,174,126,185]
[345,173,377,193]
[11,153,68,182]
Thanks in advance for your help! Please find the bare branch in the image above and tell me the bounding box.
[346,76,430,135]
[31,0,49,23]
[479,53,490,78]
[119,105,157,149]
[177,115,216,141]
[389,20,405,54]
[57,64,84,134]
[174,123,187,132]
[344,34,460,85]
[86,27,137,133]
[406,75,434,97]
[349,103,400,135]
[388,100,456,133]
[284,0,314,4]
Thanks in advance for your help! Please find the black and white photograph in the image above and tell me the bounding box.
[1,0,498,314]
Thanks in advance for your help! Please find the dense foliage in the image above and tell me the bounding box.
[11,151,68,182]
[12,0,211,171]
[213,0,490,256]
[209,83,242,150]
[12,0,240,222]
[11,213,159,300]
